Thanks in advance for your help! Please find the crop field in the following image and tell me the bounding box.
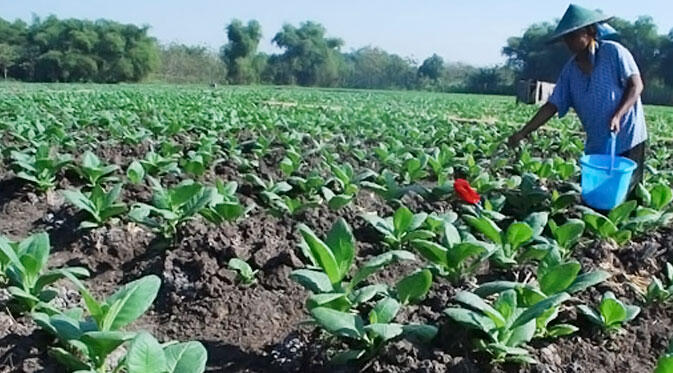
[2,84,673,372]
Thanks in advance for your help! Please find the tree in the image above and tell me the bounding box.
[502,21,569,82]
[418,53,444,80]
[660,30,673,86]
[610,16,664,83]
[221,19,262,84]
[157,43,227,84]
[271,21,344,86]
[0,43,18,79]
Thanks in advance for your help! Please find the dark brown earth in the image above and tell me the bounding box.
[1,159,672,373]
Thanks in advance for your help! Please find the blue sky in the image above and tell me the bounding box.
[3,1,672,66]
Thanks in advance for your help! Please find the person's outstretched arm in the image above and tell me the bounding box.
[507,102,558,148]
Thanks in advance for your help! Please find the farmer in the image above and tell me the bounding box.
[508,4,648,195]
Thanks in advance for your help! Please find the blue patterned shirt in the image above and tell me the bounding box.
[548,40,647,154]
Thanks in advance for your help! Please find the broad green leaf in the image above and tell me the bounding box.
[566,270,610,294]
[47,347,90,371]
[444,308,496,335]
[298,224,340,286]
[554,219,585,249]
[126,332,167,373]
[608,200,637,225]
[401,324,438,342]
[447,242,486,269]
[310,307,365,339]
[395,269,432,304]
[599,296,627,326]
[369,297,400,324]
[81,331,134,361]
[624,305,641,322]
[105,275,161,330]
[651,184,673,211]
[324,219,355,282]
[442,222,461,247]
[524,212,548,237]
[127,160,145,184]
[306,293,351,311]
[511,293,570,329]
[364,323,404,341]
[539,262,581,295]
[411,239,448,267]
[330,349,366,365]
[474,281,523,297]
[548,323,579,337]
[290,269,333,293]
[464,215,502,245]
[454,291,506,328]
[506,319,535,347]
[349,284,388,304]
[164,341,208,373]
[577,305,603,326]
[506,222,534,250]
[393,206,414,233]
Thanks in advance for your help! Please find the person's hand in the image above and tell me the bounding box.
[507,131,525,149]
[610,114,622,133]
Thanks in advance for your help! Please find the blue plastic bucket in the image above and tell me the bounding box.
[580,154,636,210]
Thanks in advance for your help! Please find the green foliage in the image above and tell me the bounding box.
[200,180,248,224]
[362,206,434,250]
[411,220,491,282]
[62,184,127,229]
[463,214,535,267]
[228,258,258,285]
[445,290,570,364]
[32,275,208,372]
[2,15,158,82]
[73,151,119,187]
[221,19,263,84]
[10,144,71,192]
[577,291,641,333]
[0,233,89,314]
[129,178,213,239]
[310,302,437,364]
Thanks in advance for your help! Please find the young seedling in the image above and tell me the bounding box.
[411,220,492,283]
[579,201,635,245]
[475,248,610,338]
[129,177,213,239]
[445,290,570,364]
[32,275,166,372]
[228,258,258,285]
[637,262,673,304]
[578,291,640,333]
[0,233,89,314]
[10,144,71,192]
[290,219,426,312]
[62,184,127,229]
[547,218,585,258]
[310,297,437,364]
[200,180,248,224]
[463,214,534,267]
[73,151,119,187]
[362,206,434,250]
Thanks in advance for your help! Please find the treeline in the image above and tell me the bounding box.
[153,19,514,94]
[1,14,672,104]
[0,16,158,82]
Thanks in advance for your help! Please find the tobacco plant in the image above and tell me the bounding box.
[62,184,127,229]
[0,233,89,314]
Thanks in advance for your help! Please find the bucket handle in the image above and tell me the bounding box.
[609,132,617,175]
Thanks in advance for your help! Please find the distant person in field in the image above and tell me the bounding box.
[508,4,648,195]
